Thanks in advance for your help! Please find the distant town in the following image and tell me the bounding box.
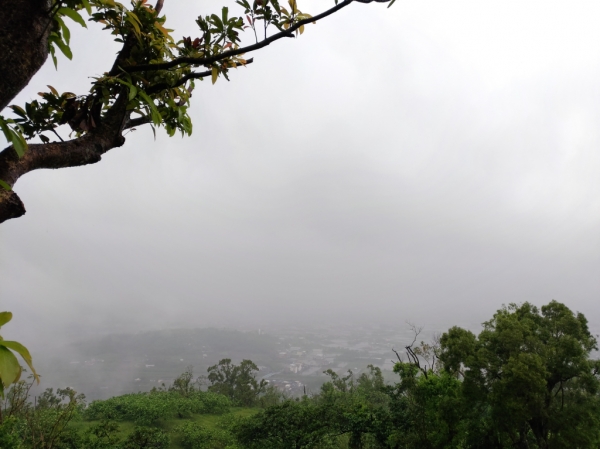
[31,323,458,400]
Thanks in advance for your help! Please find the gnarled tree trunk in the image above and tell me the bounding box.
[0,0,51,111]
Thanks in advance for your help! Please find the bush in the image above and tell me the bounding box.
[81,420,121,449]
[0,417,22,449]
[176,422,238,449]
[121,426,170,449]
[85,391,230,425]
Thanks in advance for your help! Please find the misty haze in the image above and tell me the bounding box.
[0,0,599,448]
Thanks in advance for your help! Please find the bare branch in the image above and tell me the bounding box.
[404,322,429,379]
[406,321,423,348]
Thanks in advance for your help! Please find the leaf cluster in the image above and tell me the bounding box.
[0,313,39,398]
[85,390,230,425]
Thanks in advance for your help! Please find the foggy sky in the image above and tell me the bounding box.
[1,0,599,346]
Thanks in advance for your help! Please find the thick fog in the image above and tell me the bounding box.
[1,0,599,348]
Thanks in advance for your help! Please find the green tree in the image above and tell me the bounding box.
[439,300,600,449]
[386,362,465,449]
[168,365,201,398]
[0,0,392,223]
[0,380,86,449]
[318,367,391,449]
[22,387,86,449]
[207,359,267,407]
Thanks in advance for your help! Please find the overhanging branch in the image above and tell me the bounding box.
[123,0,357,74]
[0,92,131,223]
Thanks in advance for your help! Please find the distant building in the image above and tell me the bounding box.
[289,363,303,374]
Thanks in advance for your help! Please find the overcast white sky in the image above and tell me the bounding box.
[1,0,599,344]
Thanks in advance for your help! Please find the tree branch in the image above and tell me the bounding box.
[145,58,254,95]
[124,116,151,129]
[108,34,138,77]
[123,0,357,74]
[0,91,131,223]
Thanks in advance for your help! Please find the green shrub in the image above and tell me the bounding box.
[85,391,230,425]
[176,421,238,449]
[121,426,170,449]
[81,420,121,449]
[0,417,22,449]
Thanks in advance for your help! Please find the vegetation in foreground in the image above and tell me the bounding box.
[1,300,599,449]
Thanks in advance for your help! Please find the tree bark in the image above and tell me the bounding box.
[0,0,52,111]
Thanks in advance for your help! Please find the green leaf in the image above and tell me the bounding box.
[125,11,142,36]
[0,179,11,191]
[58,7,87,27]
[49,46,58,69]
[0,346,21,387]
[0,341,38,383]
[0,119,11,143]
[114,78,138,101]
[128,84,138,101]
[138,91,161,125]
[0,119,27,157]
[10,105,27,119]
[81,0,92,15]
[9,129,27,158]
[211,67,218,85]
[60,18,71,45]
[0,312,12,328]
[53,37,73,60]
[222,6,229,24]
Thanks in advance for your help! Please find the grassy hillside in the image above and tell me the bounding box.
[70,407,258,449]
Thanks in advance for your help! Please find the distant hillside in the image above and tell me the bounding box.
[33,328,284,400]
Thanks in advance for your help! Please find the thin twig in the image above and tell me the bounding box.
[124,0,355,73]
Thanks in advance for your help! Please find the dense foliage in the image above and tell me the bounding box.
[207,359,268,407]
[1,300,598,448]
[85,389,231,424]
